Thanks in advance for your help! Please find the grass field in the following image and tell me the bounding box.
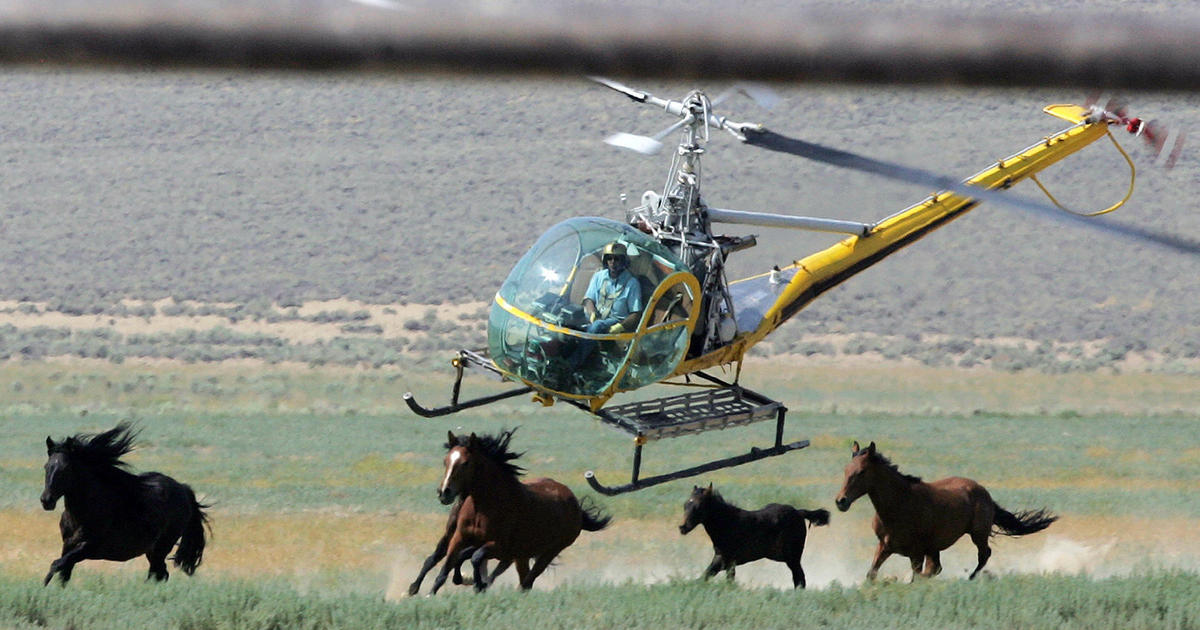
[1,572,1198,630]
[1,361,1198,628]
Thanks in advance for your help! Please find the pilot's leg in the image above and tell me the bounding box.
[568,318,616,368]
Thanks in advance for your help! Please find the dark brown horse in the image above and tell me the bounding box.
[835,441,1056,581]
[679,484,829,588]
[423,429,611,594]
[41,423,209,585]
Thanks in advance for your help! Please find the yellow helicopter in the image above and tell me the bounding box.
[405,78,1191,494]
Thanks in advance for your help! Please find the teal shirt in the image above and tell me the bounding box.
[585,268,642,321]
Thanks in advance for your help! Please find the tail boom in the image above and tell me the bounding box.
[748,115,1109,345]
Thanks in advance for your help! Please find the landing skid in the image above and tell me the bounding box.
[573,372,808,495]
[403,349,533,418]
[403,351,809,495]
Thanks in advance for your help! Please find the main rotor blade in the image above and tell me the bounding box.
[588,76,649,103]
[743,128,1200,257]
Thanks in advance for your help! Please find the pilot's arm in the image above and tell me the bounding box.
[582,298,598,323]
[609,310,640,333]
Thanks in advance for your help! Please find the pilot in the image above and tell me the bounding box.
[569,241,643,367]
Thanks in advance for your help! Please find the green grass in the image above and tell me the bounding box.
[6,408,1198,517]
[0,572,1196,630]
[2,363,1199,516]
[2,361,1198,628]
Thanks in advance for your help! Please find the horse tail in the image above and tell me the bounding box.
[992,504,1057,537]
[579,496,612,532]
[800,508,830,527]
[174,495,211,575]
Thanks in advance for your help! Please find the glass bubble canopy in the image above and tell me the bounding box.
[488,217,700,400]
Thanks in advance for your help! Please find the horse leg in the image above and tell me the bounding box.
[147,537,176,582]
[724,561,736,582]
[147,557,169,582]
[700,554,724,581]
[520,549,563,591]
[146,553,170,582]
[786,559,807,589]
[866,542,891,581]
[44,542,90,586]
[452,558,471,586]
[409,537,455,595]
[968,532,992,580]
[922,552,943,578]
[430,544,475,595]
[469,544,495,592]
[909,556,925,582]
[487,559,512,586]
[514,558,530,587]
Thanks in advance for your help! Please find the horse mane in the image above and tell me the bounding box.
[54,423,140,473]
[446,428,526,478]
[701,487,734,508]
[869,450,923,484]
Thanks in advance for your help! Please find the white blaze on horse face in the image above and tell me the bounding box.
[440,449,463,496]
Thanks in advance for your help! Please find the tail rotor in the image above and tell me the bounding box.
[1087,92,1186,169]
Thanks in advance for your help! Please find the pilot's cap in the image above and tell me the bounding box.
[601,242,628,259]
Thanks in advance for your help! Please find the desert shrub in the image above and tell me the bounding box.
[403,319,428,331]
[843,334,885,355]
[340,323,384,335]
[788,340,836,356]
[159,301,191,317]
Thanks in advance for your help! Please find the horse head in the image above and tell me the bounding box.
[835,440,876,512]
[679,483,715,534]
[41,437,75,511]
[438,431,477,505]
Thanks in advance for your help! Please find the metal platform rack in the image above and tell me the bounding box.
[578,372,809,495]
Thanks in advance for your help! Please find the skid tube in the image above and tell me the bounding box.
[583,438,810,496]
[575,372,809,496]
[403,349,533,418]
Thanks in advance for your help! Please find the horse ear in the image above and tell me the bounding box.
[468,433,479,448]
[46,436,55,454]
[706,482,713,493]
[851,440,860,456]
[866,441,876,455]
[447,430,456,445]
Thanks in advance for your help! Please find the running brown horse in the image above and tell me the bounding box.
[424,429,611,594]
[41,423,210,586]
[835,441,1056,581]
[679,483,830,588]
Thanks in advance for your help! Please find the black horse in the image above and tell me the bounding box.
[41,423,210,585]
[679,484,830,588]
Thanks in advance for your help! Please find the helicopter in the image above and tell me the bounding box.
[403,77,1192,495]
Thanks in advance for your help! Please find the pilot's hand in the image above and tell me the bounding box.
[608,323,624,334]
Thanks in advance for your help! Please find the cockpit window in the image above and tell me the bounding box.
[489,217,694,398]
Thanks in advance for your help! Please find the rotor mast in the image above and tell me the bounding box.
[595,78,875,354]
[620,89,751,354]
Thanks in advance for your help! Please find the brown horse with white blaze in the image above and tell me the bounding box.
[835,441,1056,581]
[423,429,611,594]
